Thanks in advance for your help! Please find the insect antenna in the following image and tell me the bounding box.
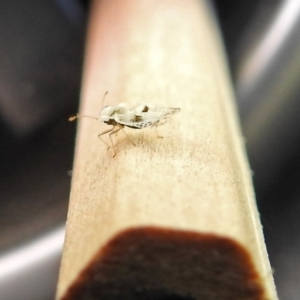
[69,91,109,122]
[102,91,109,108]
[68,114,98,122]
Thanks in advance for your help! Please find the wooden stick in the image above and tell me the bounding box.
[56,0,278,299]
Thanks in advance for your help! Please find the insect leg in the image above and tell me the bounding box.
[109,124,124,157]
[98,126,115,150]
[121,129,136,146]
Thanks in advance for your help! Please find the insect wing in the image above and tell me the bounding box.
[136,103,180,127]
[115,111,161,129]
[115,103,180,129]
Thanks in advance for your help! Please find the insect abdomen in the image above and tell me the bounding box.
[125,125,142,129]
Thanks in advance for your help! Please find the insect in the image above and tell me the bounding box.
[69,92,180,157]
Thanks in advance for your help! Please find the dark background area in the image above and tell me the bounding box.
[0,1,299,299]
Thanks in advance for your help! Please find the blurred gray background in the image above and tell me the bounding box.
[0,0,299,299]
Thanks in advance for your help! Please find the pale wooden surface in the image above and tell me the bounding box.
[56,0,278,299]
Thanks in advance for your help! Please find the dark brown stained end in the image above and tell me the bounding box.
[61,227,267,300]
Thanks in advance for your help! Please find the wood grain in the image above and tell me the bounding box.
[56,0,278,299]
